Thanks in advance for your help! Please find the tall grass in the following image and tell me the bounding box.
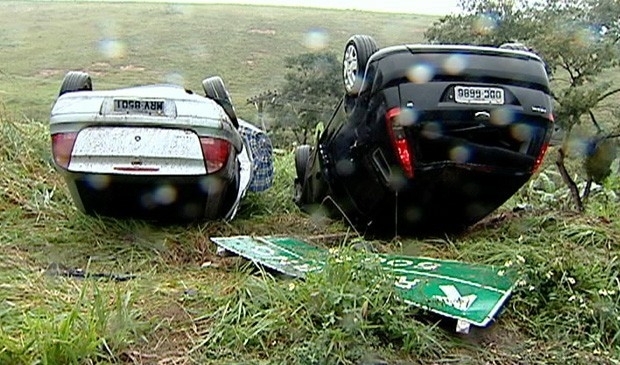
[2,92,620,363]
[192,249,448,364]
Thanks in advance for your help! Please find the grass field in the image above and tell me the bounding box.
[0,1,436,122]
[1,1,620,364]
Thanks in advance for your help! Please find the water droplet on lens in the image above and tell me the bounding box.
[490,108,514,126]
[397,108,418,127]
[450,145,471,163]
[304,28,329,50]
[153,185,177,205]
[335,159,355,176]
[200,177,225,195]
[406,64,434,84]
[473,13,498,35]
[443,54,467,75]
[421,122,443,139]
[510,123,533,142]
[98,38,126,59]
[85,175,111,190]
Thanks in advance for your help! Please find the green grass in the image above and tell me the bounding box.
[0,1,437,122]
[1,1,620,364]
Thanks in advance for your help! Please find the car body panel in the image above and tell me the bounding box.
[50,83,266,221]
[297,44,553,234]
[50,84,243,151]
[68,126,207,175]
[362,46,550,99]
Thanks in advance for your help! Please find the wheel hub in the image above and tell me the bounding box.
[343,44,358,92]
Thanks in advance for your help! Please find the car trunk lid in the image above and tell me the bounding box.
[67,126,207,175]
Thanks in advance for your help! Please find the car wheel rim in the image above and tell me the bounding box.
[343,44,358,92]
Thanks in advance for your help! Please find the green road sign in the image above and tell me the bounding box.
[210,235,518,330]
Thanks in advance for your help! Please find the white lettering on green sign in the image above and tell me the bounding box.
[433,285,477,311]
[415,262,441,271]
[394,276,420,290]
[378,257,442,271]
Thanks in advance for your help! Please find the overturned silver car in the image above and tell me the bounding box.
[50,71,273,222]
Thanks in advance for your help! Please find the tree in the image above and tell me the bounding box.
[425,0,620,211]
[425,0,540,46]
[265,51,342,147]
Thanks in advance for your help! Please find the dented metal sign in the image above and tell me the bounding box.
[210,235,518,331]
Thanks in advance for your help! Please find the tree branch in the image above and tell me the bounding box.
[559,54,577,85]
[588,110,602,133]
[597,87,620,103]
[555,147,584,212]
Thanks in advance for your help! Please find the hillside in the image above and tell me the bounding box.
[0,1,437,121]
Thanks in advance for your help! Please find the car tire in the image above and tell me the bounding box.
[202,76,239,128]
[295,144,312,181]
[342,35,378,96]
[59,71,92,97]
[293,145,311,205]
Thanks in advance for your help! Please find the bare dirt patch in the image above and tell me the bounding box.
[36,69,62,78]
[91,62,111,69]
[122,301,195,365]
[85,62,112,77]
[120,65,146,72]
[248,28,276,35]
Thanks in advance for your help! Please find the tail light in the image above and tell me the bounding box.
[51,132,78,169]
[200,137,231,173]
[532,113,554,173]
[386,107,414,179]
[532,142,549,173]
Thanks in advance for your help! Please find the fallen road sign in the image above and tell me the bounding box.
[210,235,518,332]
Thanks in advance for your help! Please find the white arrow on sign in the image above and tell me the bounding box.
[433,285,477,311]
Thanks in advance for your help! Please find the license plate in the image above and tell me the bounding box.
[113,99,165,115]
[454,86,504,105]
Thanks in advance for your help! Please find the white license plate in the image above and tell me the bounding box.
[113,99,165,115]
[454,86,504,105]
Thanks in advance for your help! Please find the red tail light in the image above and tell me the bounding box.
[51,132,78,169]
[386,107,414,179]
[532,142,549,173]
[200,137,231,173]
[532,113,554,173]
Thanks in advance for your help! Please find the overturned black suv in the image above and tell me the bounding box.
[294,35,553,235]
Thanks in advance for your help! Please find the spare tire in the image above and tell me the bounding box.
[59,71,92,97]
[342,35,378,96]
[295,144,312,181]
[202,76,239,128]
